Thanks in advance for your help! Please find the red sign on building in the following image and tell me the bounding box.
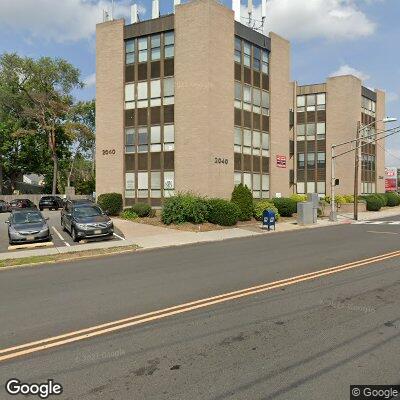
[276,155,287,168]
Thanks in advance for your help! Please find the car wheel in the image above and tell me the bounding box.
[54,207,59,211]
[39,207,43,211]
[71,227,79,242]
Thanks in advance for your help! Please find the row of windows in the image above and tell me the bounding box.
[234,82,270,115]
[234,172,270,199]
[125,171,175,199]
[297,123,326,141]
[362,96,376,117]
[361,154,376,170]
[297,152,326,168]
[297,181,326,195]
[125,78,174,109]
[297,93,326,112]
[362,182,376,194]
[125,125,174,154]
[234,37,269,74]
[125,31,174,64]
[234,127,269,156]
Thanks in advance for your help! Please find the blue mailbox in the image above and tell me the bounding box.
[262,210,276,231]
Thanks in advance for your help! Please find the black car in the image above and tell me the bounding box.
[6,209,51,245]
[9,199,37,210]
[39,196,64,211]
[0,200,10,213]
[61,200,113,242]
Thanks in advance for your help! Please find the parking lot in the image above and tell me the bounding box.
[0,209,125,253]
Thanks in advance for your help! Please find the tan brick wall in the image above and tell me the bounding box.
[375,89,386,192]
[326,75,362,196]
[174,0,234,199]
[269,32,291,197]
[95,19,125,198]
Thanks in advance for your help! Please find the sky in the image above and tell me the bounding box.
[0,0,399,165]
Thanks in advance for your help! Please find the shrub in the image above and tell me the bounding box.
[364,195,382,211]
[290,194,307,202]
[120,208,138,221]
[253,200,280,221]
[131,202,152,217]
[231,183,253,221]
[207,199,240,226]
[161,193,209,225]
[385,192,400,207]
[272,197,297,217]
[97,193,123,216]
[375,193,387,207]
[343,194,354,204]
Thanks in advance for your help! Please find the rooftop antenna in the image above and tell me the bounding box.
[232,0,240,22]
[261,0,267,27]
[102,9,110,22]
[174,0,181,13]
[247,0,253,27]
[111,0,115,20]
[131,3,138,23]
[152,0,160,19]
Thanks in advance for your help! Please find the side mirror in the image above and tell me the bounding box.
[5,220,9,224]
[45,217,49,221]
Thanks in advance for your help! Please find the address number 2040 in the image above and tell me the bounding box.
[214,157,228,165]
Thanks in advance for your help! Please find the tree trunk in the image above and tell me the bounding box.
[52,155,58,195]
[0,156,3,195]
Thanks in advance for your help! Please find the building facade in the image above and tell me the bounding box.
[96,0,386,207]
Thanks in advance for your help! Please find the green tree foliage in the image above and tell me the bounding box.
[231,183,253,221]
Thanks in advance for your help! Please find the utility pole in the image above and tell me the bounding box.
[354,122,361,221]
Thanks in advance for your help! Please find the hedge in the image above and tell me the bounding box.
[161,193,208,225]
[131,203,152,217]
[97,193,123,216]
[231,183,253,221]
[290,194,307,202]
[207,199,240,226]
[364,195,382,211]
[272,197,297,217]
[385,192,400,207]
[120,208,138,221]
[253,200,280,221]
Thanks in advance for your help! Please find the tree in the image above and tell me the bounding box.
[0,53,85,194]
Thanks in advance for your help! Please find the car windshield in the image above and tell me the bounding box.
[12,211,43,224]
[73,206,103,218]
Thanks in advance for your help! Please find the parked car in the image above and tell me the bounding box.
[61,200,113,242]
[39,195,64,211]
[6,209,51,245]
[0,200,10,213]
[9,199,37,210]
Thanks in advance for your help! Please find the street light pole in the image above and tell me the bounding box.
[354,122,361,221]
[330,145,336,221]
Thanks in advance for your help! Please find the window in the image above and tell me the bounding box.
[298,153,305,168]
[317,152,325,168]
[243,129,251,154]
[261,50,269,74]
[253,173,261,198]
[151,34,161,61]
[306,123,315,139]
[307,182,315,194]
[297,124,305,140]
[125,173,135,198]
[253,47,261,71]
[138,37,148,63]
[126,39,135,64]
[138,127,148,152]
[234,172,241,185]
[253,88,261,114]
[234,82,242,108]
[317,182,325,195]
[163,77,174,105]
[243,85,251,111]
[261,133,269,156]
[297,182,305,194]
[164,125,174,151]
[150,79,161,106]
[125,84,135,109]
[138,172,148,198]
[317,122,325,139]
[235,37,241,63]
[243,172,251,189]
[137,82,148,108]
[164,31,174,58]
[151,171,161,198]
[150,126,161,152]
[253,131,261,154]
[234,127,242,153]
[317,93,326,110]
[243,41,251,67]
[306,94,315,111]
[297,95,305,112]
[261,90,269,115]
[164,171,175,197]
[262,174,269,198]
[125,128,136,153]
[307,152,315,168]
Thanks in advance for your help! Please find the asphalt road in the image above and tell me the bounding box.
[1,215,400,399]
[0,209,125,252]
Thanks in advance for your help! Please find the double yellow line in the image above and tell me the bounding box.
[1,249,400,363]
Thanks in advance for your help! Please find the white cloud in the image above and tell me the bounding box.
[83,72,96,88]
[0,0,146,43]
[330,64,370,81]
[242,0,376,40]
